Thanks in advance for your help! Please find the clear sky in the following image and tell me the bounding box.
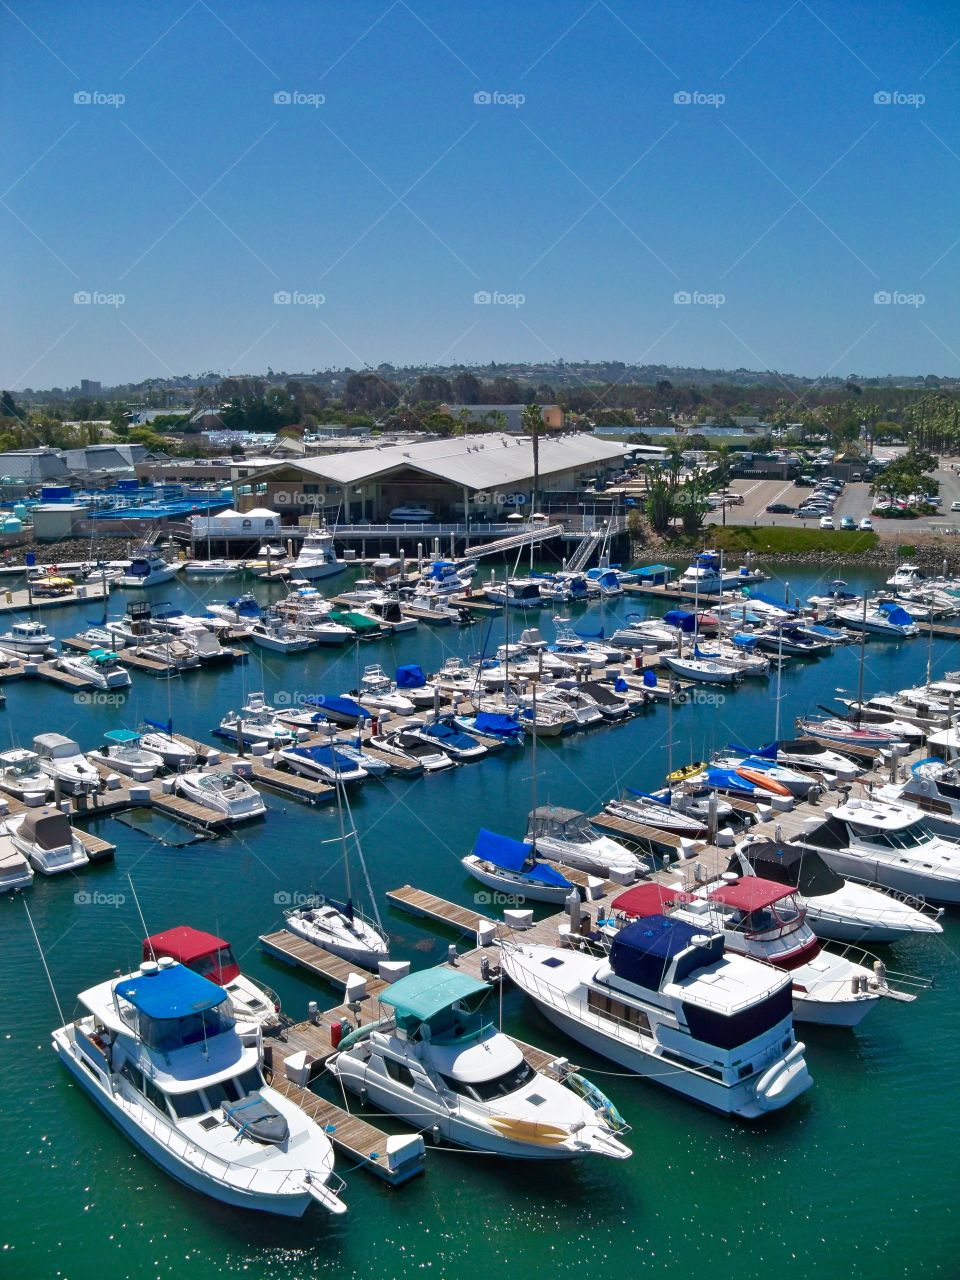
[3,0,959,388]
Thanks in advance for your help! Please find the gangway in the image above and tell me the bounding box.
[465,523,565,559]
[564,529,604,573]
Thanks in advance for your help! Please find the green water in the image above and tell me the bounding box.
[1,565,958,1279]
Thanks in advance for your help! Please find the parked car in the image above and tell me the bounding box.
[765,502,796,514]
[819,515,835,530]
[951,501,960,513]
[859,517,874,531]
[840,516,856,530]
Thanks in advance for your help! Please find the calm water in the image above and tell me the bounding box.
[2,563,958,1280]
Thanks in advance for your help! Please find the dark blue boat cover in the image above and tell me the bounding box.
[610,915,724,990]
[473,711,523,738]
[395,664,427,689]
[472,828,571,887]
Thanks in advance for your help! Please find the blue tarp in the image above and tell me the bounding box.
[395,664,427,689]
[728,742,778,761]
[472,828,571,888]
[732,632,759,650]
[610,916,723,991]
[878,602,914,625]
[705,766,758,793]
[663,609,697,632]
[473,711,523,739]
[305,695,369,720]
[423,722,477,749]
[115,964,226,1019]
[616,676,632,692]
[642,669,658,688]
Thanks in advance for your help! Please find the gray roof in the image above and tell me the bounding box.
[254,433,631,491]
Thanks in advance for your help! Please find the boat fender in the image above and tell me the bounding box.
[431,1124,441,1145]
[850,975,860,995]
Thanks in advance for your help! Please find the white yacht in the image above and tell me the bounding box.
[205,595,263,627]
[176,770,267,823]
[462,828,584,905]
[328,966,632,1161]
[138,725,197,771]
[799,796,960,904]
[678,551,762,594]
[886,563,926,590]
[353,665,416,716]
[88,730,165,782]
[0,748,53,805]
[52,960,347,1215]
[6,807,89,876]
[731,837,943,944]
[0,619,58,657]
[279,744,369,785]
[183,559,241,577]
[118,550,182,589]
[33,733,100,794]
[662,654,739,685]
[403,719,488,762]
[59,648,131,689]
[285,895,388,970]
[293,521,345,581]
[484,578,543,609]
[218,694,307,747]
[501,916,811,1119]
[834,601,919,637]
[248,615,317,654]
[526,806,644,881]
[143,926,281,1035]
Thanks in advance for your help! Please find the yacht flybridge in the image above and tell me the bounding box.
[501,915,811,1118]
[52,960,346,1216]
[143,926,281,1035]
[328,965,632,1160]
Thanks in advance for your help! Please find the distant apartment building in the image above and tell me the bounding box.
[80,379,101,396]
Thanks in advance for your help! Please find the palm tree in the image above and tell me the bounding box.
[521,403,543,511]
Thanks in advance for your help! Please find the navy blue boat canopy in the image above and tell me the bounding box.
[663,609,697,632]
[609,915,724,990]
[472,711,522,737]
[878,602,914,625]
[115,964,227,1019]
[305,695,369,719]
[396,664,427,689]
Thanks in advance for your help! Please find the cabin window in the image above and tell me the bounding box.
[588,990,651,1033]
[383,1058,416,1089]
[169,1090,207,1118]
[439,1059,535,1102]
[140,1072,169,1115]
[681,984,792,1050]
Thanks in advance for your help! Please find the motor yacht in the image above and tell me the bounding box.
[0,619,58,658]
[143,926,281,1034]
[33,733,100,794]
[206,595,263,627]
[52,960,346,1215]
[88,730,164,782]
[117,550,182,589]
[0,748,53,805]
[59,648,131,689]
[6,807,89,876]
[248,615,317,654]
[293,522,345,581]
[328,965,631,1160]
[799,796,960,904]
[176,770,267,822]
[731,837,943,943]
[279,744,369,785]
[483,578,543,609]
[217,694,307,747]
[371,728,456,772]
[501,915,811,1118]
[526,806,644,881]
[182,559,241,577]
[611,879,908,1027]
[352,666,416,717]
[0,830,34,892]
[834,601,919,638]
[403,718,488,761]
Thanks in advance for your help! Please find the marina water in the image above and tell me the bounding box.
[2,565,958,1278]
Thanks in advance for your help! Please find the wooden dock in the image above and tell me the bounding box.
[386,884,491,936]
[247,762,333,805]
[590,810,706,857]
[74,828,117,862]
[152,790,232,830]
[0,582,110,615]
[34,661,95,689]
[260,929,388,993]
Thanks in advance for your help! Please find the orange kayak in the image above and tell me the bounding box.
[736,766,791,796]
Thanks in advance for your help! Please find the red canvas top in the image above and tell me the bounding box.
[611,882,693,917]
[143,925,229,965]
[708,877,795,912]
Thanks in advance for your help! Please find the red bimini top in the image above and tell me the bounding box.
[707,876,797,913]
[611,882,693,918]
[143,925,240,983]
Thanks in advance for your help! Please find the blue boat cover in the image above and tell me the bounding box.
[616,676,631,692]
[473,711,522,738]
[575,626,604,638]
[728,742,778,760]
[423,722,476,748]
[115,964,227,1018]
[642,669,658,688]
[305,695,369,720]
[291,745,357,769]
[472,828,570,887]
[878,602,914,625]
[395,664,426,689]
[610,915,723,990]
[144,718,173,735]
[732,632,759,649]
[663,609,697,632]
[743,590,796,614]
[706,766,758,792]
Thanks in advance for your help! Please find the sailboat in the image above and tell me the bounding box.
[284,746,389,969]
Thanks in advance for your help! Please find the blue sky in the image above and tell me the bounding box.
[3,0,960,388]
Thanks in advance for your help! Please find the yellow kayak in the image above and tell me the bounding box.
[666,760,707,784]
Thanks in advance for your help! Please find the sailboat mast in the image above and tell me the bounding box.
[855,591,868,725]
[774,625,784,742]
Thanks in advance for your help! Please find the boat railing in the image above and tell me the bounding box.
[844,875,945,923]
[106,1066,330,1196]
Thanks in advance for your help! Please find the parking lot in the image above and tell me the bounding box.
[704,466,960,537]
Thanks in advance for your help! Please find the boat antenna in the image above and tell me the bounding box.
[341,774,383,933]
[774,623,784,742]
[854,591,868,726]
[128,874,153,955]
[23,899,65,1026]
[926,616,934,687]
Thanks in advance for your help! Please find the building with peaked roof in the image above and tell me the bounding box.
[240,432,635,522]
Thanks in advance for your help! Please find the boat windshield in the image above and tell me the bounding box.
[439,1058,535,1102]
[119,1000,235,1050]
[188,944,240,984]
[168,1067,263,1117]
[852,820,936,850]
